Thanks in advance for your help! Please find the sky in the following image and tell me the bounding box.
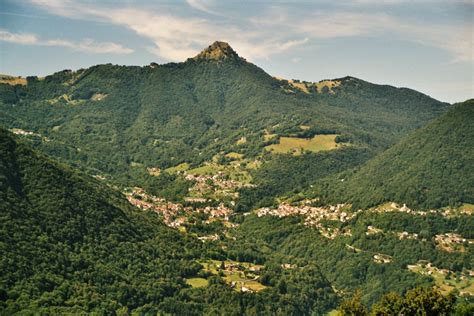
[0,0,472,103]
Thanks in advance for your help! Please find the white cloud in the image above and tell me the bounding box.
[254,10,473,62]
[28,0,473,62]
[0,29,133,54]
[186,0,221,15]
[28,0,308,61]
[0,29,38,44]
[346,0,472,4]
[46,38,134,54]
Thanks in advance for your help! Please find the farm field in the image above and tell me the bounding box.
[265,134,339,155]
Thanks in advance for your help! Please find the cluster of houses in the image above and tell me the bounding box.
[10,128,37,136]
[199,204,233,222]
[434,233,473,252]
[366,225,383,235]
[407,260,474,280]
[125,186,235,229]
[10,128,50,142]
[375,203,431,215]
[397,231,419,240]
[374,202,472,218]
[408,261,474,296]
[408,262,452,276]
[257,203,354,221]
[186,172,244,190]
[185,172,252,199]
[373,253,392,264]
[197,234,220,242]
[146,167,161,176]
[256,203,358,238]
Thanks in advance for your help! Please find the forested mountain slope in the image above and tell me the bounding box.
[0,42,447,195]
[321,99,474,209]
[0,128,199,313]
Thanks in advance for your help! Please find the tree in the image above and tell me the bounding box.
[277,279,287,294]
[402,287,455,316]
[338,290,368,316]
[370,292,403,315]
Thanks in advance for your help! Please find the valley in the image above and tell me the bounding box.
[0,41,472,314]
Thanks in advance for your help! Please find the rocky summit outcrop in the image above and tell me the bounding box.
[192,41,243,61]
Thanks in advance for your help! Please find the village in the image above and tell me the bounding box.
[185,172,247,199]
[256,202,358,239]
[125,186,235,231]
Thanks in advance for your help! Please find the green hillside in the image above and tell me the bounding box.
[0,128,200,313]
[321,99,474,209]
[0,42,447,203]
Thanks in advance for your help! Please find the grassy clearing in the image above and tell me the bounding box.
[185,277,209,288]
[265,134,339,155]
[188,160,252,182]
[264,133,277,141]
[165,162,190,173]
[188,163,222,175]
[90,93,107,101]
[226,152,244,160]
[314,80,341,93]
[460,203,474,213]
[246,160,262,170]
[0,75,27,86]
[199,260,267,292]
[288,80,310,93]
[236,137,247,145]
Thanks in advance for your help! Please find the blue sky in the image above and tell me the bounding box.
[0,0,472,103]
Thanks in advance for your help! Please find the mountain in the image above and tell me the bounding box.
[0,41,472,313]
[0,41,448,206]
[322,99,474,209]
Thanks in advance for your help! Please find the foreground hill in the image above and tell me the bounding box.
[323,99,474,209]
[0,128,201,313]
[0,42,447,204]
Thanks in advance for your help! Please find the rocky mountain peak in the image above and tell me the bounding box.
[193,41,241,61]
